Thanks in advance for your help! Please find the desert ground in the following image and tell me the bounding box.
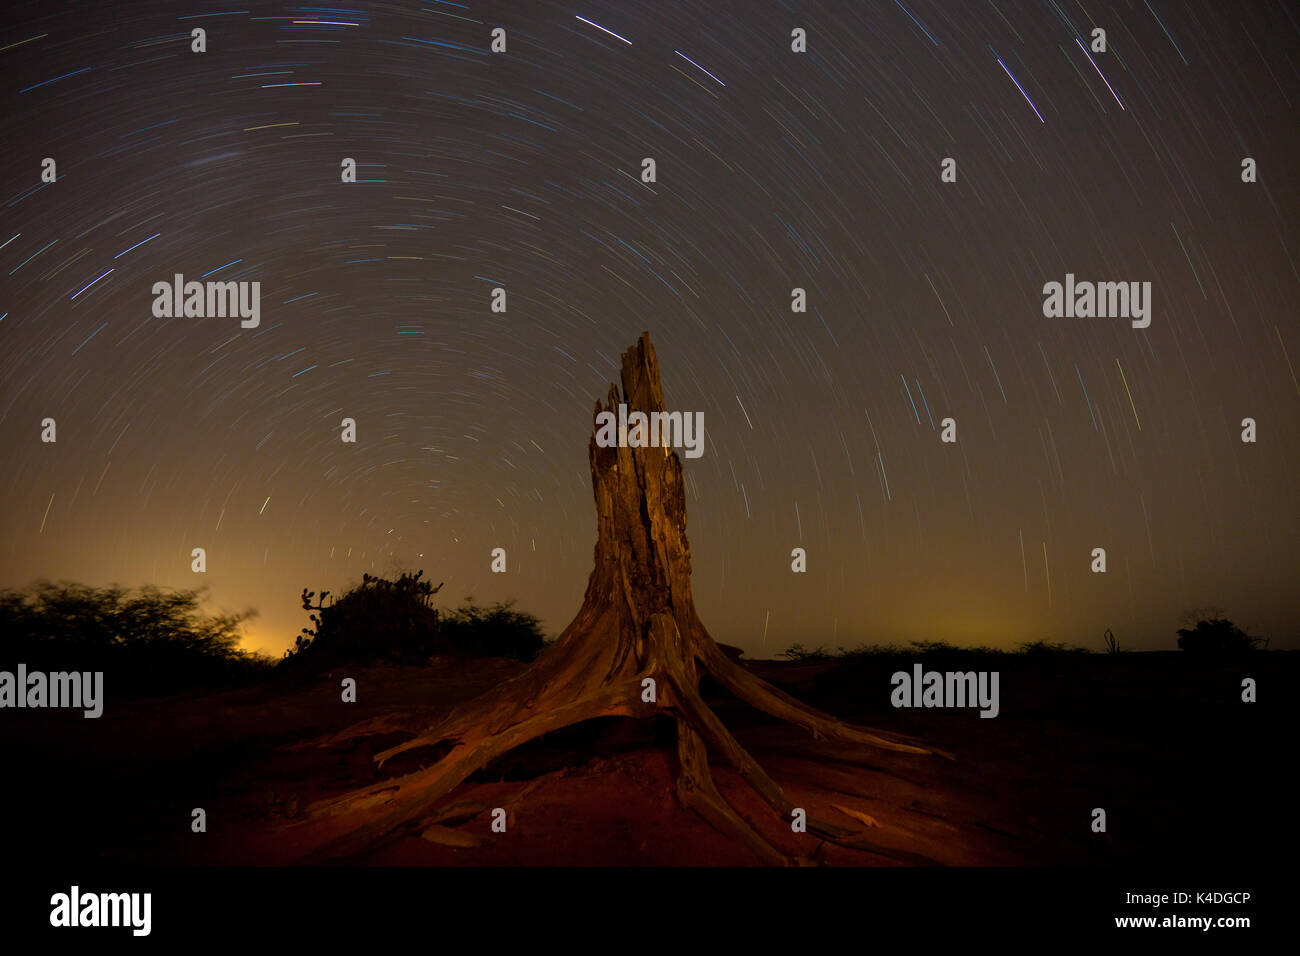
[3,647,1287,867]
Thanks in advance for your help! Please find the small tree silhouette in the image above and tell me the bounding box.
[284,570,443,669]
[1175,616,1262,654]
[1103,628,1121,654]
[438,598,547,661]
[283,572,547,670]
[781,643,831,661]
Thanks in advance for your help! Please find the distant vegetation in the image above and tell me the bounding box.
[0,580,273,697]
[0,570,552,698]
[3,574,1270,703]
[1176,613,1265,654]
[783,612,1269,660]
[281,569,547,672]
[781,639,1089,661]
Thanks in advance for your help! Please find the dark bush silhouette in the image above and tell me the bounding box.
[0,580,271,698]
[281,570,546,671]
[438,599,547,662]
[783,638,1091,660]
[284,570,443,670]
[1016,639,1087,655]
[781,642,833,661]
[1176,618,1263,654]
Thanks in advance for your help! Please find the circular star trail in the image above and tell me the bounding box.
[1,0,1297,654]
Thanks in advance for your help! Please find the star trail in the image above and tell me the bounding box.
[1,0,1296,656]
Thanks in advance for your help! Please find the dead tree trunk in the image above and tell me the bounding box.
[304,332,946,864]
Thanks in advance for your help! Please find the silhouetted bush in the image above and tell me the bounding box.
[0,580,271,698]
[1016,639,1088,655]
[781,643,833,661]
[283,570,442,670]
[784,638,1089,659]
[1176,618,1263,654]
[281,571,546,671]
[438,600,546,662]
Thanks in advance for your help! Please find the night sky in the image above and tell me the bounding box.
[2,1,1296,657]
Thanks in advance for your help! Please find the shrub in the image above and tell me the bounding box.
[282,571,547,671]
[1175,618,1263,654]
[438,600,546,662]
[1016,639,1087,655]
[781,643,832,661]
[284,570,442,669]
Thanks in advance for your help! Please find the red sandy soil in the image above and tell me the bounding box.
[4,651,1284,866]
[189,659,1047,866]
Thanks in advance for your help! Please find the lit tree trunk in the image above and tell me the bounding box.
[304,332,946,864]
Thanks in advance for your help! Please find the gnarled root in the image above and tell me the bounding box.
[302,677,649,863]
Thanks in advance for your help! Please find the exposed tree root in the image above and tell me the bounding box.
[303,678,649,862]
[695,637,953,759]
[675,718,792,866]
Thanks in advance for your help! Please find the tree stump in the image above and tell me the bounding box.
[304,332,946,864]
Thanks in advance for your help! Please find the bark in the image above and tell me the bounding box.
[302,332,944,865]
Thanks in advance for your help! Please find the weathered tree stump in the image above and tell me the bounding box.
[303,332,946,864]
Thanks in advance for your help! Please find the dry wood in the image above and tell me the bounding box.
[302,333,945,865]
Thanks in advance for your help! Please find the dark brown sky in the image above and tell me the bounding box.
[2,0,1297,656]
